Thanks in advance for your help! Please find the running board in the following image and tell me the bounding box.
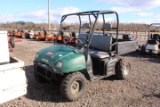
[91,73,115,82]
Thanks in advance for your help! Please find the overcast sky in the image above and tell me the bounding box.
[0,0,160,24]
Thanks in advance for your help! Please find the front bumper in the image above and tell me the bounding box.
[34,61,63,80]
[145,49,159,54]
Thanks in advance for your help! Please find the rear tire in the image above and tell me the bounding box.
[115,58,131,79]
[140,45,146,54]
[60,72,86,101]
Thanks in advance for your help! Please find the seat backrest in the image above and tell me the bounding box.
[152,34,159,40]
[91,34,112,52]
[79,33,88,39]
[78,33,89,45]
[123,34,130,40]
[78,34,112,52]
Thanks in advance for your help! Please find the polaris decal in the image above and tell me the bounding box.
[46,52,54,56]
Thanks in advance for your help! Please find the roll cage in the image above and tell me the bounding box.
[148,23,160,40]
[59,10,119,60]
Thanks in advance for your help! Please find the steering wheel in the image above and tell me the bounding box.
[73,38,89,53]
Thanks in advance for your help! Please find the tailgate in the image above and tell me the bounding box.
[118,41,138,55]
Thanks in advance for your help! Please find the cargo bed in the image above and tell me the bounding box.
[0,56,27,104]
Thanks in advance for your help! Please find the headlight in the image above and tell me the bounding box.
[35,53,39,58]
[55,61,63,68]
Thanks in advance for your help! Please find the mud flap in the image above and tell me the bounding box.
[105,58,118,76]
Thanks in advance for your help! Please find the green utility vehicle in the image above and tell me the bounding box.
[34,10,137,101]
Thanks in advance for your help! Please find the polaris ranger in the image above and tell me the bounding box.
[34,10,137,101]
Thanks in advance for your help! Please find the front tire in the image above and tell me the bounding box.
[60,72,86,101]
[115,58,131,79]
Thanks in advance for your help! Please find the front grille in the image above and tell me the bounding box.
[37,65,52,79]
[34,61,63,75]
[37,62,52,71]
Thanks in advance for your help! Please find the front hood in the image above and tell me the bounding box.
[34,45,86,72]
[36,45,78,62]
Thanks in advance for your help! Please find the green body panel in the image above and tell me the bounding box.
[34,45,86,73]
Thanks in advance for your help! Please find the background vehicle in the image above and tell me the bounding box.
[26,30,34,39]
[141,23,160,55]
[34,31,45,40]
[45,33,56,41]
[34,10,137,101]
[12,29,18,37]
[62,25,77,45]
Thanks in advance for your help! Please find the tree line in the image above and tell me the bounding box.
[0,21,159,32]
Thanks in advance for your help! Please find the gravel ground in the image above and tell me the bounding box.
[1,38,160,107]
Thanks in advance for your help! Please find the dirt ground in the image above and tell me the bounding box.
[1,38,160,107]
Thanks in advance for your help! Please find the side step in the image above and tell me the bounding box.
[91,75,106,82]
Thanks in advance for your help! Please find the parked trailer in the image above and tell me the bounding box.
[0,31,27,104]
